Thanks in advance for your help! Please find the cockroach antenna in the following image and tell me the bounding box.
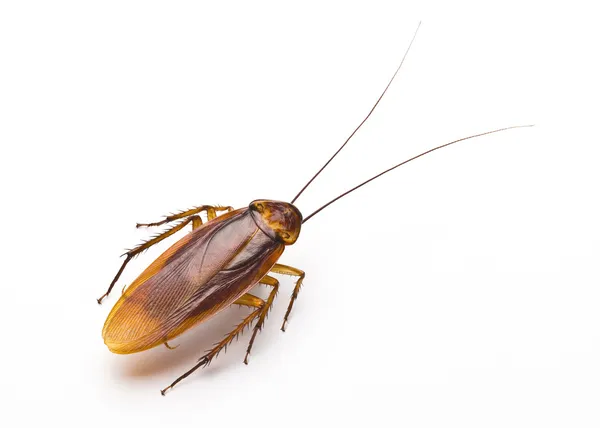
[301,125,534,224]
[290,22,422,205]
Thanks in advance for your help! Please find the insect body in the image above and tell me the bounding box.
[103,201,301,353]
[98,25,530,394]
[100,201,305,394]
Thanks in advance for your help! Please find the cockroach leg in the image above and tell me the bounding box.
[244,275,279,365]
[270,264,305,331]
[161,302,262,395]
[136,205,233,228]
[121,284,128,295]
[97,215,201,304]
[233,293,264,309]
[161,283,279,395]
[205,207,217,221]
[164,342,179,350]
[191,215,203,230]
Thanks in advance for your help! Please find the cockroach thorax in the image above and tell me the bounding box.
[249,200,302,245]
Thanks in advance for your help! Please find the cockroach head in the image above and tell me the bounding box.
[249,200,302,245]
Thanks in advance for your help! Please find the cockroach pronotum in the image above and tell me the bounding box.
[97,24,531,395]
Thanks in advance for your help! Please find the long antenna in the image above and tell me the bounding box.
[302,125,533,223]
[290,22,421,205]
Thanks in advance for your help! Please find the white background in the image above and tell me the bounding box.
[2,1,599,427]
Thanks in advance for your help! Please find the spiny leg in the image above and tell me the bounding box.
[161,276,281,395]
[160,293,263,396]
[121,216,202,298]
[136,205,233,228]
[244,275,279,364]
[270,264,305,331]
[97,215,202,304]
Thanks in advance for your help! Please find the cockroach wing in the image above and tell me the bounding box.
[102,208,284,354]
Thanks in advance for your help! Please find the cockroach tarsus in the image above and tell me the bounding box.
[98,23,532,395]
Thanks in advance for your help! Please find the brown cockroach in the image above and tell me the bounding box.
[98,24,530,394]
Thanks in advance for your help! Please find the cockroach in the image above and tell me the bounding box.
[98,24,531,395]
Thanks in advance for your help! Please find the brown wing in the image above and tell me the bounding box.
[102,208,284,354]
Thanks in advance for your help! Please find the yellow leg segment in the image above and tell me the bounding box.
[160,305,261,395]
[160,276,279,395]
[107,206,230,302]
[97,214,204,304]
[244,275,279,364]
[270,264,305,331]
[136,205,233,228]
[233,293,263,309]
